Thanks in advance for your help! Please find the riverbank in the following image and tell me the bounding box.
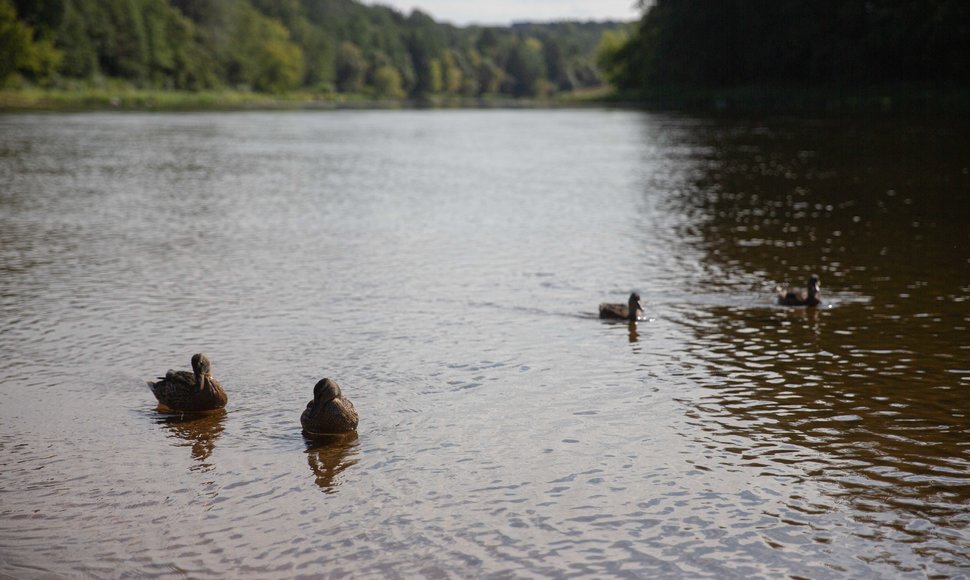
[3,84,964,115]
[0,86,613,113]
[604,83,970,115]
[0,87,390,112]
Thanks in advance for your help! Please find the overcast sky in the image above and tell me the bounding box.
[365,0,640,26]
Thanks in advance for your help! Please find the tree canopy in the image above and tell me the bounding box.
[1,0,627,98]
[605,0,970,93]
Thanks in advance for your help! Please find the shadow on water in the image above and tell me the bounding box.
[155,409,226,470]
[661,115,970,569]
[304,432,360,494]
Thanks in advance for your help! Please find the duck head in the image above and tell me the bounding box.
[308,378,342,417]
[628,292,643,320]
[807,275,821,298]
[191,353,211,392]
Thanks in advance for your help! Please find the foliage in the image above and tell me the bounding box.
[1,0,62,85]
[611,0,970,94]
[595,27,630,86]
[505,37,545,97]
[335,40,365,92]
[371,64,404,98]
[2,0,628,98]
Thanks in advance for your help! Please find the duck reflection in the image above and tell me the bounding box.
[305,432,360,494]
[627,320,640,343]
[155,409,226,469]
[780,302,823,340]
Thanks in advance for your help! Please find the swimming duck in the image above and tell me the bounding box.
[148,353,228,412]
[776,274,821,307]
[599,292,643,321]
[301,378,358,435]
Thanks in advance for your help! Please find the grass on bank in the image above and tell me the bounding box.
[0,83,615,113]
[0,86,382,112]
[3,83,963,114]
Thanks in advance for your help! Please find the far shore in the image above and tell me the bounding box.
[604,83,970,115]
[1,84,965,115]
[0,86,614,113]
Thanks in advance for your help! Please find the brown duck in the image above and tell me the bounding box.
[148,353,228,412]
[777,274,821,307]
[599,292,643,321]
[301,378,359,435]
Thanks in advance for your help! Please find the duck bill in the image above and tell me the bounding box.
[195,370,205,392]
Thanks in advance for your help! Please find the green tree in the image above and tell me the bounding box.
[56,0,97,78]
[335,40,365,92]
[427,57,443,93]
[94,0,151,81]
[371,64,404,98]
[3,0,629,97]
[595,28,629,86]
[504,37,545,97]
[611,0,970,93]
[298,24,335,90]
[542,37,568,90]
[12,0,64,34]
[406,9,445,96]
[0,0,62,84]
[441,49,462,94]
[250,19,304,92]
[476,58,503,95]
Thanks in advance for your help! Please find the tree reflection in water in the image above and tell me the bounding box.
[305,432,360,494]
[155,409,226,471]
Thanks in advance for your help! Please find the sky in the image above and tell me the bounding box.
[364,0,641,26]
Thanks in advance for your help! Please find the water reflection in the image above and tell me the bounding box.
[667,115,970,569]
[680,303,970,565]
[155,409,226,470]
[305,433,360,494]
[627,321,639,343]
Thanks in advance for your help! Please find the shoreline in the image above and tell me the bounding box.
[605,83,970,115]
[0,86,614,113]
[1,84,965,115]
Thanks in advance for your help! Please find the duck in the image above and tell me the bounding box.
[301,378,359,435]
[148,353,228,412]
[599,292,643,321]
[776,274,821,307]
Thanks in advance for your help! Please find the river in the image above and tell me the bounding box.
[1,109,968,577]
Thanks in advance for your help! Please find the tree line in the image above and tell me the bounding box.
[0,0,627,98]
[602,0,970,93]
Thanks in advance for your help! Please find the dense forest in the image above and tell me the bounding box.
[603,0,970,93]
[0,0,627,98]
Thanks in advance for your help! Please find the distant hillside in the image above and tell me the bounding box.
[1,0,630,98]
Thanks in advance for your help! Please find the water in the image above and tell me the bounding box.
[0,109,967,578]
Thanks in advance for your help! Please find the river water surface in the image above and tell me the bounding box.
[1,109,968,578]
